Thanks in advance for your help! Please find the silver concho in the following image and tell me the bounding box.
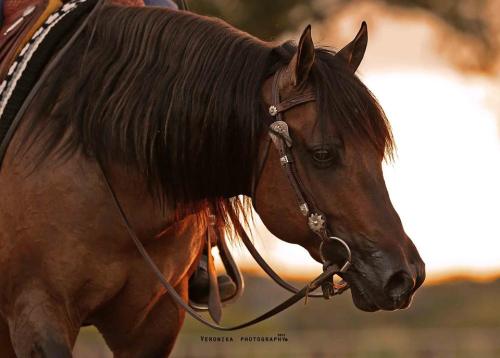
[269,105,278,116]
[299,203,309,216]
[269,120,292,147]
[308,213,325,233]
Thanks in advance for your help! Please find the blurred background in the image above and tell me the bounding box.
[75,0,500,356]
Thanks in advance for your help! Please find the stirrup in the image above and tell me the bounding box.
[188,254,238,309]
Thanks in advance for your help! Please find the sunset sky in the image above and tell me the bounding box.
[220,2,500,282]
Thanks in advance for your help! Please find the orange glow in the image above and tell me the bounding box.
[217,3,500,284]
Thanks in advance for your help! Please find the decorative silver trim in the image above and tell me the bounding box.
[279,155,291,166]
[308,213,325,233]
[269,105,278,116]
[299,203,309,216]
[269,120,292,147]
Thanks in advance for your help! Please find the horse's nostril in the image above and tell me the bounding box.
[384,270,414,298]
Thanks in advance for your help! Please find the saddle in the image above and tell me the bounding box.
[0,0,62,81]
[0,0,147,82]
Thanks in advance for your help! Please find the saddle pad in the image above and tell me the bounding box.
[0,0,97,167]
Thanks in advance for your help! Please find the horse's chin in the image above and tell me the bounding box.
[348,281,380,312]
[342,273,384,312]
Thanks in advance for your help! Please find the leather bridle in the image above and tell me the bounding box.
[249,67,352,298]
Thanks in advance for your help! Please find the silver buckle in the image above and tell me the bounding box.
[280,155,291,166]
[299,203,309,216]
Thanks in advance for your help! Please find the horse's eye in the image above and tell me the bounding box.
[312,147,336,168]
[313,149,331,161]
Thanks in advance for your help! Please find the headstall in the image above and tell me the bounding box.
[253,66,352,296]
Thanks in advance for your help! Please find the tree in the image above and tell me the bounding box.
[189,0,500,74]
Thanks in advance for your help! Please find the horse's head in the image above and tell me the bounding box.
[254,23,425,312]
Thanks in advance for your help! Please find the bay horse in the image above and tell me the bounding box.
[0,2,425,357]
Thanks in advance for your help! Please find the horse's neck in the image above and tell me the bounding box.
[103,163,180,237]
[53,6,259,202]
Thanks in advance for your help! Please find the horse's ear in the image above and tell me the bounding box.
[289,25,315,87]
[336,21,368,73]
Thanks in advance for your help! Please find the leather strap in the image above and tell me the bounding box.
[206,225,222,323]
[216,227,245,304]
[228,206,327,298]
[274,91,315,115]
[269,68,321,218]
[190,224,245,312]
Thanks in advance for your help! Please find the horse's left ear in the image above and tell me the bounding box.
[337,21,368,73]
[289,25,315,87]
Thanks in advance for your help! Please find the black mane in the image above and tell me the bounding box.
[23,5,393,230]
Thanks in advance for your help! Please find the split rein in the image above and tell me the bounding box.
[99,68,353,330]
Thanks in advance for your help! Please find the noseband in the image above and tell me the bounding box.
[252,67,352,279]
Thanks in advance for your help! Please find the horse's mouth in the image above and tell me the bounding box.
[347,278,380,312]
[342,273,413,312]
